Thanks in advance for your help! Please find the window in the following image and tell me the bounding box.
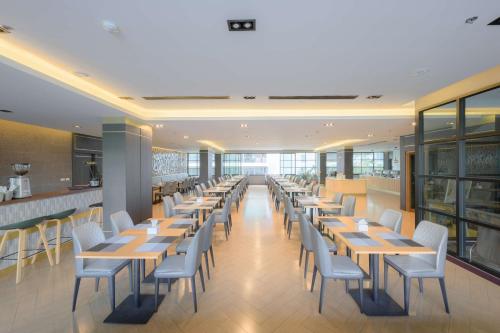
[374,152,384,172]
[295,152,317,175]
[465,87,500,135]
[280,153,295,175]
[422,101,457,142]
[187,153,200,176]
[326,152,337,176]
[223,154,241,175]
[353,152,379,175]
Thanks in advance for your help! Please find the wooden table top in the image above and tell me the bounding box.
[318,216,436,255]
[297,196,342,210]
[77,217,195,260]
[203,187,232,193]
[283,187,309,193]
[174,197,220,210]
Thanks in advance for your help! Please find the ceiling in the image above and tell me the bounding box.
[0,0,499,150]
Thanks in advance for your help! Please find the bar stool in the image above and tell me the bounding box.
[88,202,103,228]
[31,208,77,265]
[0,217,51,283]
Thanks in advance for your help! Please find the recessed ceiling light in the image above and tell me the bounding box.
[411,121,417,126]
[488,17,500,25]
[118,96,134,100]
[227,19,256,31]
[255,142,259,145]
[183,135,189,139]
[240,123,248,128]
[243,96,255,100]
[102,20,120,34]
[366,95,383,99]
[367,133,374,137]
[465,16,478,24]
[74,71,90,78]
[0,109,13,113]
[154,124,164,129]
[412,68,430,77]
[446,121,455,126]
[323,122,334,127]
[0,25,13,33]
[244,135,250,139]
[73,125,81,129]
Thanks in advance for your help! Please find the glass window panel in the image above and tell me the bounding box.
[422,210,457,254]
[422,177,456,215]
[463,180,500,228]
[422,101,457,142]
[353,153,361,161]
[465,136,500,178]
[465,87,500,135]
[423,143,457,176]
[462,222,500,274]
[353,167,362,174]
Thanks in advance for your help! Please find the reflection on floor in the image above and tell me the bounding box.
[0,185,498,333]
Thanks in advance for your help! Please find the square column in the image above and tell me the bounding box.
[337,148,354,179]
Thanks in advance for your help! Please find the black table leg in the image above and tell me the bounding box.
[372,254,379,302]
[134,259,141,307]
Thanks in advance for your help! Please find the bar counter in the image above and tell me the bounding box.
[0,187,102,271]
[325,177,367,195]
[361,175,401,195]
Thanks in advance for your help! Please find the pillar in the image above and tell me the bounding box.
[319,152,327,184]
[215,153,222,179]
[337,148,353,179]
[102,118,152,233]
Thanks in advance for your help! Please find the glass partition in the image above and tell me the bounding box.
[422,101,456,142]
[465,87,500,134]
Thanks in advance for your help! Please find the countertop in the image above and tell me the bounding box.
[0,187,102,207]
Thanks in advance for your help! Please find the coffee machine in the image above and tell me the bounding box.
[9,163,32,198]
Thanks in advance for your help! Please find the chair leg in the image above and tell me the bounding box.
[209,246,215,267]
[95,277,100,292]
[283,213,288,228]
[128,263,134,292]
[304,251,309,278]
[299,244,304,266]
[191,277,198,313]
[319,276,326,313]
[204,252,210,280]
[72,277,81,312]
[384,262,388,290]
[154,278,159,312]
[168,278,172,292]
[311,265,317,292]
[438,277,450,314]
[403,276,411,315]
[345,280,349,293]
[141,259,146,280]
[108,276,115,311]
[224,223,228,240]
[37,225,54,266]
[358,279,364,313]
[199,265,206,292]
[418,278,424,294]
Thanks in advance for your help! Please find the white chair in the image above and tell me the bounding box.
[154,223,206,313]
[162,196,190,219]
[173,192,195,216]
[214,195,232,240]
[72,222,132,312]
[379,209,403,234]
[340,195,356,216]
[321,192,343,216]
[109,210,134,236]
[384,220,450,314]
[298,213,337,278]
[309,223,364,314]
[176,213,216,279]
[195,185,204,197]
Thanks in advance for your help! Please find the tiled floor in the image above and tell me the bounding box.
[0,185,499,333]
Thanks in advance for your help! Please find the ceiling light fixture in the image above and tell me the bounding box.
[465,16,478,24]
[367,134,374,137]
[118,96,134,100]
[198,140,225,152]
[73,125,81,129]
[446,121,455,126]
[324,122,334,127]
[73,71,90,78]
[227,19,256,31]
[488,17,500,25]
[411,121,417,126]
[366,95,383,99]
[0,25,13,33]
[154,124,164,129]
[314,139,366,152]
[243,96,255,100]
[183,135,189,139]
[240,123,248,128]
[0,109,13,113]
[412,68,430,77]
[101,20,120,34]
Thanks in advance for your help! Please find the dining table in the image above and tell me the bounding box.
[317,215,436,316]
[203,186,232,200]
[174,196,221,229]
[76,216,196,324]
[296,196,342,221]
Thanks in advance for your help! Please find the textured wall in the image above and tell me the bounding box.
[152,148,187,177]
[0,119,72,194]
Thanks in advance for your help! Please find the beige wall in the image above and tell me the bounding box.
[0,119,72,194]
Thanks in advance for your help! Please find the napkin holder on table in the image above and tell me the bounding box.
[147,227,158,235]
[357,219,369,232]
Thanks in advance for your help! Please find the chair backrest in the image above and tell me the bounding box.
[284,195,296,219]
[309,223,332,275]
[201,183,207,191]
[411,220,448,275]
[220,193,232,220]
[72,222,105,275]
[162,196,176,217]
[202,213,216,251]
[379,209,403,234]
[312,184,320,196]
[341,195,356,216]
[184,224,205,275]
[298,213,313,251]
[110,210,134,236]
[195,185,203,197]
[173,192,184,205]
[331,192,344,204]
